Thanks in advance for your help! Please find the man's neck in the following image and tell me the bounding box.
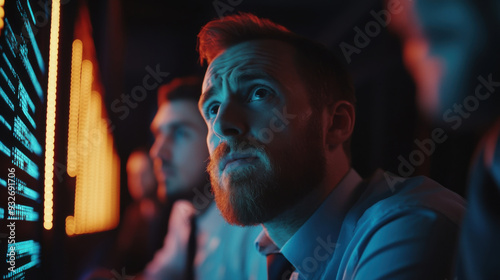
[263,163,350,248]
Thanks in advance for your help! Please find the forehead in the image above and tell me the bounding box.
[202,40,300,92]
[151,100,205,130]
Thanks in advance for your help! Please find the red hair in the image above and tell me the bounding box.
[197,13,356,156]
[197,13,290,65]
[197,13,355,104]
[157,76,203,105]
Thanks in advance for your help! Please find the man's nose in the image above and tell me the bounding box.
[150,134,172,160]
[212,101,248,140]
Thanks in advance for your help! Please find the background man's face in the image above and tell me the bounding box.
[150,100,209,200]
[391,0,486,123]
[126,152,157,200]
[199,40,326,225]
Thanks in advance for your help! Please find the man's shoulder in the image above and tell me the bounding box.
[351,170,466,227]
[323,171,467,280]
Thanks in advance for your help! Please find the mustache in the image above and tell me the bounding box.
[208,140,266,172]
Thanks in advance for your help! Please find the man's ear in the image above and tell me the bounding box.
[325,100,355,149]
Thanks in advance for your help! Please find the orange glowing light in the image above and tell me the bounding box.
[67,68,120,235]
[44,0,61,231]
[64,3,120,235]
[67,39,83,177]
[0,0,4,35]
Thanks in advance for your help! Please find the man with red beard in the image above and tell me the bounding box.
[197,13,466,280]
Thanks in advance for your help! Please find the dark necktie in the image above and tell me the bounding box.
[184,215,197,280]
[266,253,295,280]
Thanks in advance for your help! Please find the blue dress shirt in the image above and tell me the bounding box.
[256,169,466,280]
[145,200,266,280]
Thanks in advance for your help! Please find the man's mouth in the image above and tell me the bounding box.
[162,166,175,177]
[154,162,174,180]
[220,153,259,173]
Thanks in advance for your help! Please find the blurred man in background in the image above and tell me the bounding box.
[390,0,500,278]
[142,77,266,279]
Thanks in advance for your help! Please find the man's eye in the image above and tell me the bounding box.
[250,87,272,101]
[205,103,220,118]
[173,128,188,139]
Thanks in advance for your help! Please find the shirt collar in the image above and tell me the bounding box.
[255,169,362,278]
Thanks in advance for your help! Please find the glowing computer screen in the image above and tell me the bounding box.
[0,0,48,279]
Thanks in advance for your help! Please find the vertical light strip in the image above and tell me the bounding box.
[74,60,92,234]
[65,215,75,235]
[88,91,100,231]
[112,149,120,228]
[67,40,83,177]
[44,0,61,230]
[94,118,104,230]
[0,0,4,35]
